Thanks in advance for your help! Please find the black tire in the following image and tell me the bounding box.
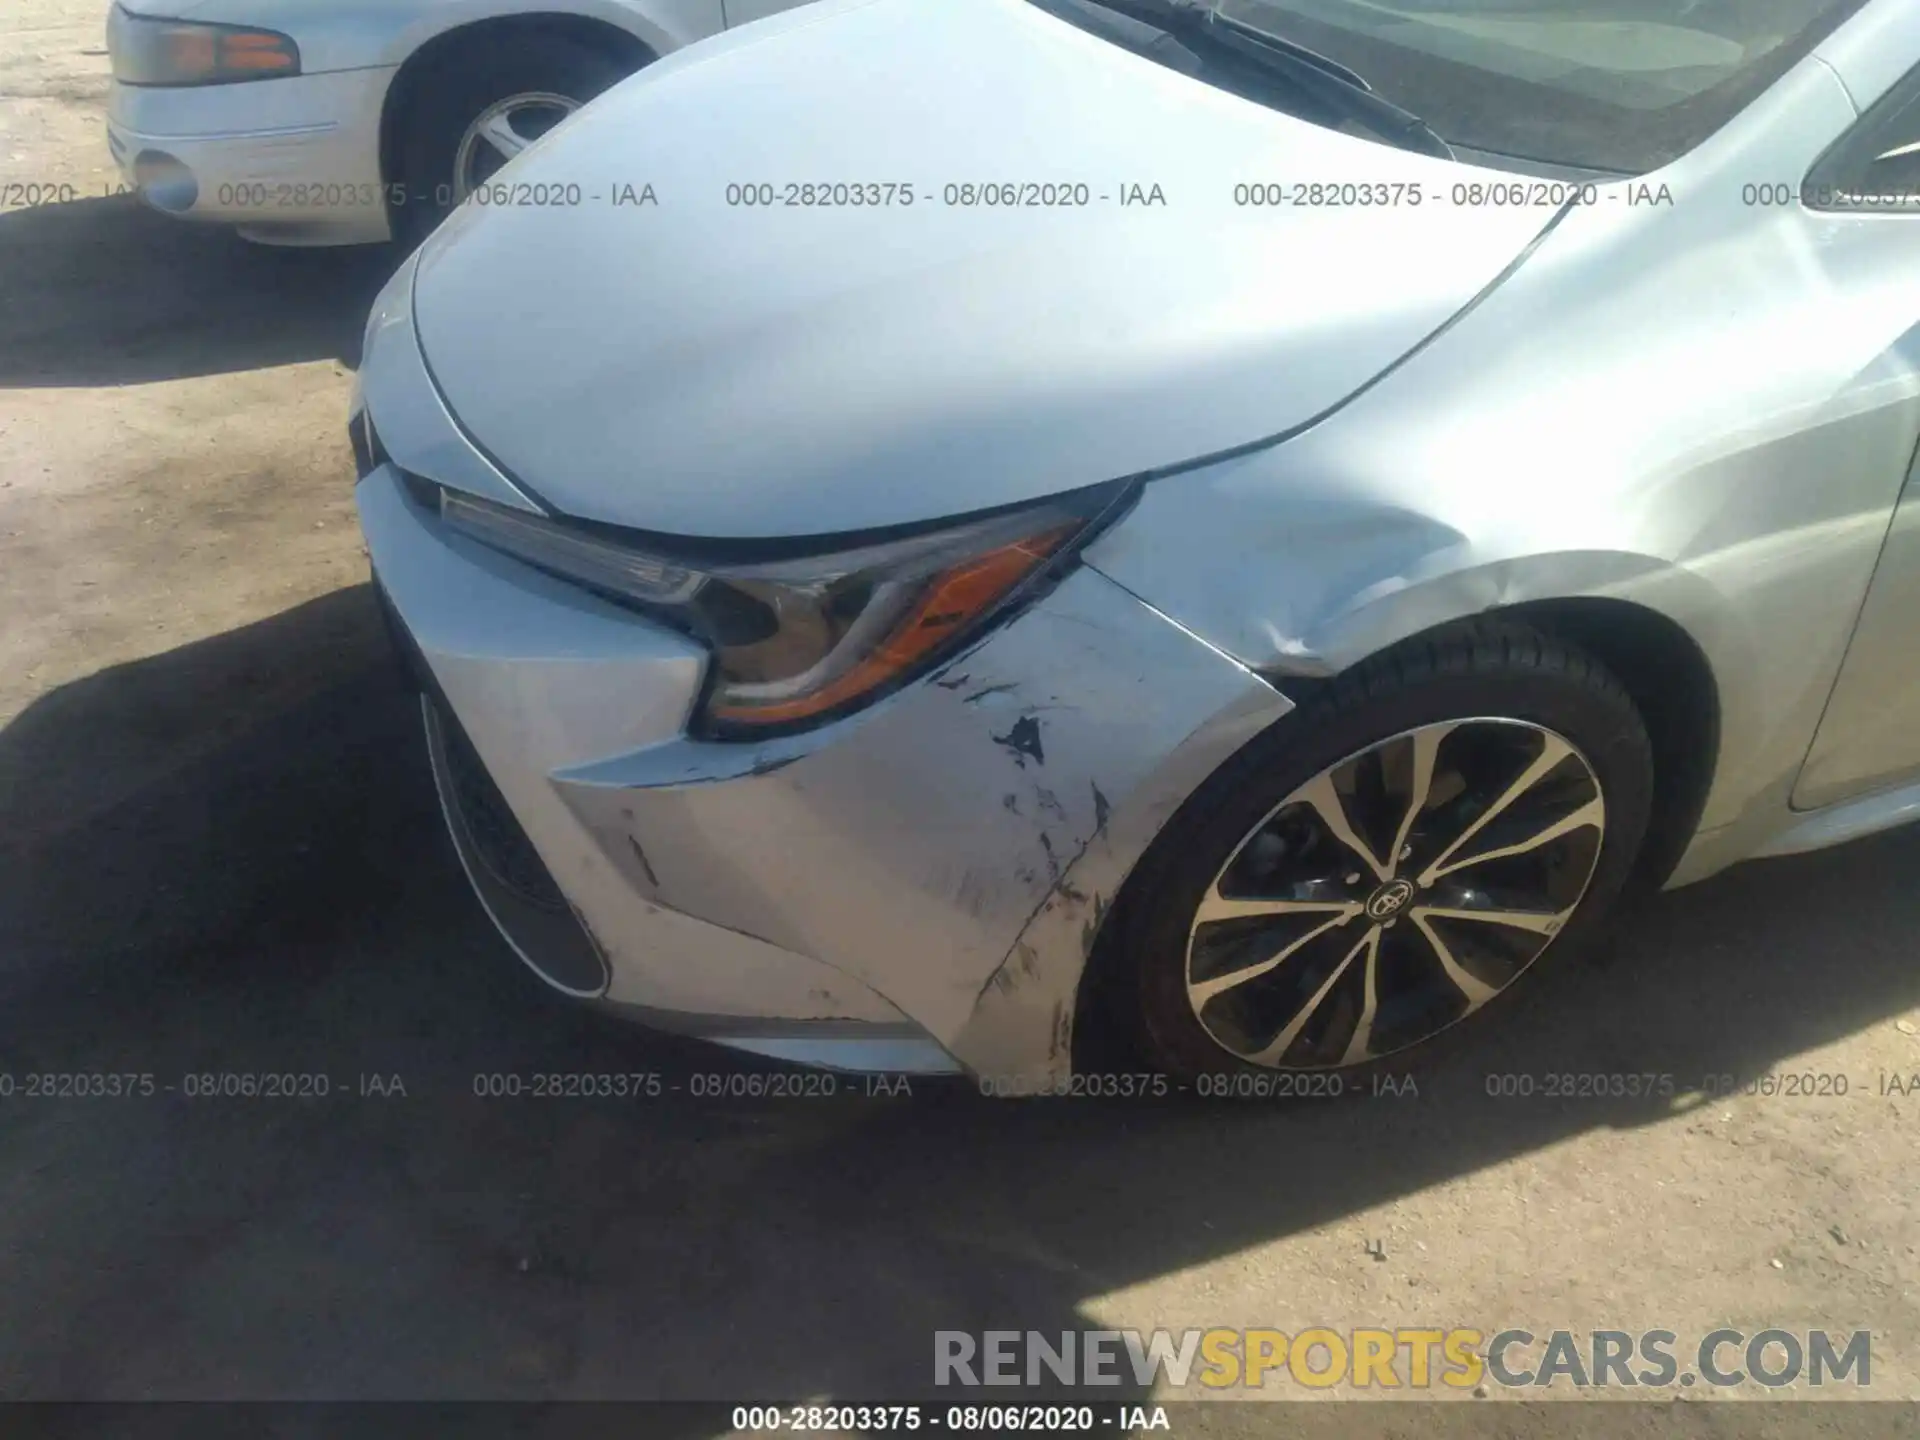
[391,35,638,249]
[1084,618,1656,1087]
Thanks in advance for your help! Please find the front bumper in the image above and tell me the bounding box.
[107,67,396,245]
[355,463,1291,1083]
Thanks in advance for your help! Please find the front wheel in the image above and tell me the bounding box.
[1092,620,1656,1087]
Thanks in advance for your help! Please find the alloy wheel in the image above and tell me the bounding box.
[1184,718,1607,1070]
[451,92,582,201]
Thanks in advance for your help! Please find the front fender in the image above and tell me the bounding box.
[1087,447,1896,887]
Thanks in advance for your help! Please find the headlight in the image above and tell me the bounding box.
[436,481,1134,737]
[108,6,300,86]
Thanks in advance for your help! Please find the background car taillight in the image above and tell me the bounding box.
[107,6,300,87]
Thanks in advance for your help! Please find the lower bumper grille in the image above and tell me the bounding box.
[421,695,612,998]
[436,704,568,916]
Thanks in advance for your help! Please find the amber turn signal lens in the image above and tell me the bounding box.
[705,526,1075,727]
[164,29,217,76]
[222,32,298,71]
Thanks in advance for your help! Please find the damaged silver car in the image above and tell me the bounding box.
[354,0,1920,1086]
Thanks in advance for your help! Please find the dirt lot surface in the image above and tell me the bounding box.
[4,0,1920,1428]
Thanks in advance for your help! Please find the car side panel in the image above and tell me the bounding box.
[156,0,727,74]
[1085,52,1920,887]
[1788,48,1920,810]
[1796,441,1920,810]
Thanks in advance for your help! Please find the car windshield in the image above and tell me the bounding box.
[1217,0,1877,173]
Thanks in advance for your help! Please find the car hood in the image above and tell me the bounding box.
[411,0,1556,538]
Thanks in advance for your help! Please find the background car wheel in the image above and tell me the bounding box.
[393,36,637,248]
[1087,619,1656,1087]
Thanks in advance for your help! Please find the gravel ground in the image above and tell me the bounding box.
[3,0,1920,1426]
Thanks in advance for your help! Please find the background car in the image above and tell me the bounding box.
[104,0,811,248]
[355,0,1920,1088]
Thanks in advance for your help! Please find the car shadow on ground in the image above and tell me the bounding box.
[3,587,1920,1404]
[0,194,398,387]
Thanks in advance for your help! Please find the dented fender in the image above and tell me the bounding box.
[949,678,1293,1084]
[553,566,1288,1073]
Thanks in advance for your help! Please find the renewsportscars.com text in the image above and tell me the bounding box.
[935,1327,1871,1391]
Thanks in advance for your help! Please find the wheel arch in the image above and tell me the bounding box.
[1277,596,1722,893]
[1065,594,1722,1072]
[377,12,657,210]
[1497,597,1720,892]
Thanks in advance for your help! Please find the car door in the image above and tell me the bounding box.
[1793,58,1920,811]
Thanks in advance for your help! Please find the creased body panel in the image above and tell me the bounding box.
[357,465,920,1025]
[362,463,1291,1063]
[553,567,1288,1069]
[1085,55,1920,885]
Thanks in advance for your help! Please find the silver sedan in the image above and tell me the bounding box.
[355,0,1920,1088]
[104,0,810,247]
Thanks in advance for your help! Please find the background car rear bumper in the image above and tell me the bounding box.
[107,67,396,245]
